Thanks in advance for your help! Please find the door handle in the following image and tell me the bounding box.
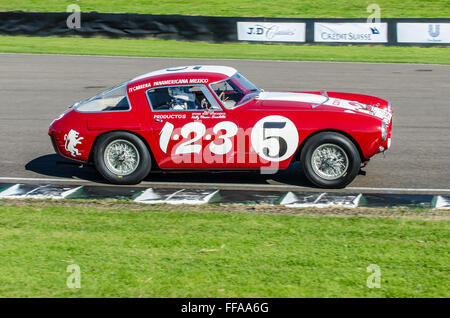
[155,118,163,122]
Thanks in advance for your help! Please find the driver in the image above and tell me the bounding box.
[168,86,196,110]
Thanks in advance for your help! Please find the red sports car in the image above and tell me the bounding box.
[49,65,393,188]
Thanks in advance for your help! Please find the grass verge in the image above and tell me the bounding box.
[0,201,448,297]
[2,0,450,18]
[1,36,449,64]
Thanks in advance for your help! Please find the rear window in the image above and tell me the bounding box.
[76,84,130,112]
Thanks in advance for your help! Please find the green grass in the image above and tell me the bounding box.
[1,36,449,64]
[0,203,448,297]
[2,0,450,18]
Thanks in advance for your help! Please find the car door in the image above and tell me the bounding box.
[147,84,241,169]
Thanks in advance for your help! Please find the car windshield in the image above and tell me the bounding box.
[210,73,260,109]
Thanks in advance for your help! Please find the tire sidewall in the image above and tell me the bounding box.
[94,132,151,184]
[301,132,361,188]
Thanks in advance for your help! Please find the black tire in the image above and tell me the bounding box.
[300,132,361,188]
[94,131,151,185]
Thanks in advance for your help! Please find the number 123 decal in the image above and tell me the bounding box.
[158,115,299,162]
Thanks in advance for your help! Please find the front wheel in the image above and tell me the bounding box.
[94,132,151,184]
[300,132,361,188]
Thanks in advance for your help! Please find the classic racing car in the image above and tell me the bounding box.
[49,65,393,188]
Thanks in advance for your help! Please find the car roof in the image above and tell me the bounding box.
[131,65,238,82]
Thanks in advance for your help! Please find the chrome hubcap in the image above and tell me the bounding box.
[104,139,140,176]
[311,143,349,180]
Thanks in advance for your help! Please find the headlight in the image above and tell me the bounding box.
[381,121,387,141]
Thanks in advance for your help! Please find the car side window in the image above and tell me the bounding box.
[147,85,221,111]
[76,84,130,112]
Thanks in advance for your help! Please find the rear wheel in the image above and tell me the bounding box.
[300,132,361,188]
[94,132,151,184]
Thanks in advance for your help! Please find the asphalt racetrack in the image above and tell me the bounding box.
[0,53,449,193]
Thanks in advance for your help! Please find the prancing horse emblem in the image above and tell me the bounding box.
[64,129,84,157]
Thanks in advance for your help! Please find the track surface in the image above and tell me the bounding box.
[0,53,449,191]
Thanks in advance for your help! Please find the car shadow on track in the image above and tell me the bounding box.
[25,154,104,182]
[25,154,314,187]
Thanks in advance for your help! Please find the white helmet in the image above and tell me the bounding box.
[169,86,195,102]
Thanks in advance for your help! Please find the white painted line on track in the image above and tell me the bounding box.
[347,187,450,193]
[0,177,449,193]
[138,181,450,193]
[0,177,92,183]
[142,182,450,193]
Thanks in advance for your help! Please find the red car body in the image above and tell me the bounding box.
[49,65,393,186]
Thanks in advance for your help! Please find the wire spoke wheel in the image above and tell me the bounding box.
[104,139,140,176]
[311,143,349,180]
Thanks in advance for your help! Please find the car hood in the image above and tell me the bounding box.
[256,91,392,123]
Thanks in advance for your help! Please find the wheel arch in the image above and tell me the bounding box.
[292,129,365,163]
[87,130,158,168]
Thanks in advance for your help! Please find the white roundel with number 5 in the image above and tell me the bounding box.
[250,115,299,162]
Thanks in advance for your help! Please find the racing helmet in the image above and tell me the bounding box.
[168,86,196,110]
